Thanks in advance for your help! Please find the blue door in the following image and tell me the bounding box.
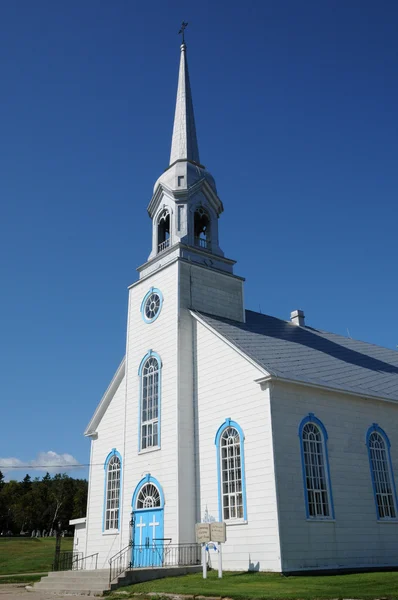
[131,476,165,568]
[133,508,164,567]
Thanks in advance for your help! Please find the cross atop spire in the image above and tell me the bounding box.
[169,34,200,166]
[178,21,188,44]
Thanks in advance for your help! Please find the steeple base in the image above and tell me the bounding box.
[138,243,237,279]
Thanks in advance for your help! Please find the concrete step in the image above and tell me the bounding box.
[31,588,105,596]
[35,579,108,588]
[45,573,109,582]
[46,570,108,578]
[33,583,107,593]
[33,572,110,595]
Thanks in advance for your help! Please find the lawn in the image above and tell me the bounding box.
[110,569,398,600]
[0,537,73,575]
[0,575,42,584]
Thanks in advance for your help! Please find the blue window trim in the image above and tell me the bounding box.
[131,473,165,511]
[140,287,163,324]
[214,418,247,522]
[366,423,398,520]
[102,448,122,532]
[138,350,162,452]
[298,413,335,520]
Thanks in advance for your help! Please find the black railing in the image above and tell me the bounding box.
[53,551,82,571]
[132,542,201,569]
[109,542,201,584]
[53,551,98,572]
[109,542,132,584]
[73,552,99,570]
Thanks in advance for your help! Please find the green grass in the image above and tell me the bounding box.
[0,575,42,584]
[0,537,73,575]
[109,569,398,600]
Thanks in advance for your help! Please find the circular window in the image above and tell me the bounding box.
[141,288,163,323]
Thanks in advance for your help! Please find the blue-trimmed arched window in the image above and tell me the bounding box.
[132,474,165,510]
[103,449,122,531]
[215,419,247,521]
[299,414,334,519]
[366,424,398,520]
[138,351,162,451]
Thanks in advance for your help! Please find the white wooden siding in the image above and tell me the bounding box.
[271,381,398,571]
[195,320,282,572]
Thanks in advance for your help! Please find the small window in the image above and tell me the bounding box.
[139,352,161,451]
[299,414,334,519]
[194,208,211,250]
[215,419,247,522]
[136,483,161,509]
[367,425,398,520]
[158,209,170,253]
[104,452,121,531]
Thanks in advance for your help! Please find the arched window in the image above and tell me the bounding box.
[215,419,247,521]
[139,352,162,451]
[194,208,211,250]
[366,424,398,520]
[136,483,161,509]
[299,414,334,519]
[103,450,122,531]
[157,209,170,253]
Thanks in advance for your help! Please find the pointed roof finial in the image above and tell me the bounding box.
[178,21,188,44]
[169,23,200,166]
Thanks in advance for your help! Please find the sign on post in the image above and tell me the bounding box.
[196,522,227,579]
[196,523,211,579]
[195,523,211,543]
[210,522,226,543]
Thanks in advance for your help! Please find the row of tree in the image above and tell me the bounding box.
[0,471,88,535]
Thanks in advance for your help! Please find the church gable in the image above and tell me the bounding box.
[85,358,125,436]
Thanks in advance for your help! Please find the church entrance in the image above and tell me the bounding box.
[131,476,164,567]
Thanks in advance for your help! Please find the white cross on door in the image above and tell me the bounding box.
[150,514,159,542]
[136,515,146,546]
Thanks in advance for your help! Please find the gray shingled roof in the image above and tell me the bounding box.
[197,310,398,402]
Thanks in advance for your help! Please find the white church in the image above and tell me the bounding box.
[73,40,398,574]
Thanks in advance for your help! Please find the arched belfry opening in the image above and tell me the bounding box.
[194,208,211,250]
[157,209,170,253]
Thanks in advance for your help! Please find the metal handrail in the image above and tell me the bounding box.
[131,542,201,569]
[72,552,99,571]
[52,551,82,571]
[109,541,132,585]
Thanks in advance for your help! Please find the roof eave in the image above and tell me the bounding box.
[255,374,398,405]
[84,357,126,437]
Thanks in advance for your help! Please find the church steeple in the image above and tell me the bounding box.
[143,34,237,278]
[169,43,200,166]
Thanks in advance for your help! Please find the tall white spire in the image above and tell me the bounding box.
[169,43,200,166]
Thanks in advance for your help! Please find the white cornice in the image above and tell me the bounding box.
[255,374,398,406]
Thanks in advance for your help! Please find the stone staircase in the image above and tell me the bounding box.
[31,565,202,596]
[32,569,110,595]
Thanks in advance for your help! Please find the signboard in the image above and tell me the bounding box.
[196,522,226,580]
[195,523,211,543]
[210,522,226,543]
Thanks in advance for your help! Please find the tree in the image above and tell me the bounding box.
[0,473,88,534]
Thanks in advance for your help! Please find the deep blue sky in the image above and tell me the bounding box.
[1,0,397,481]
